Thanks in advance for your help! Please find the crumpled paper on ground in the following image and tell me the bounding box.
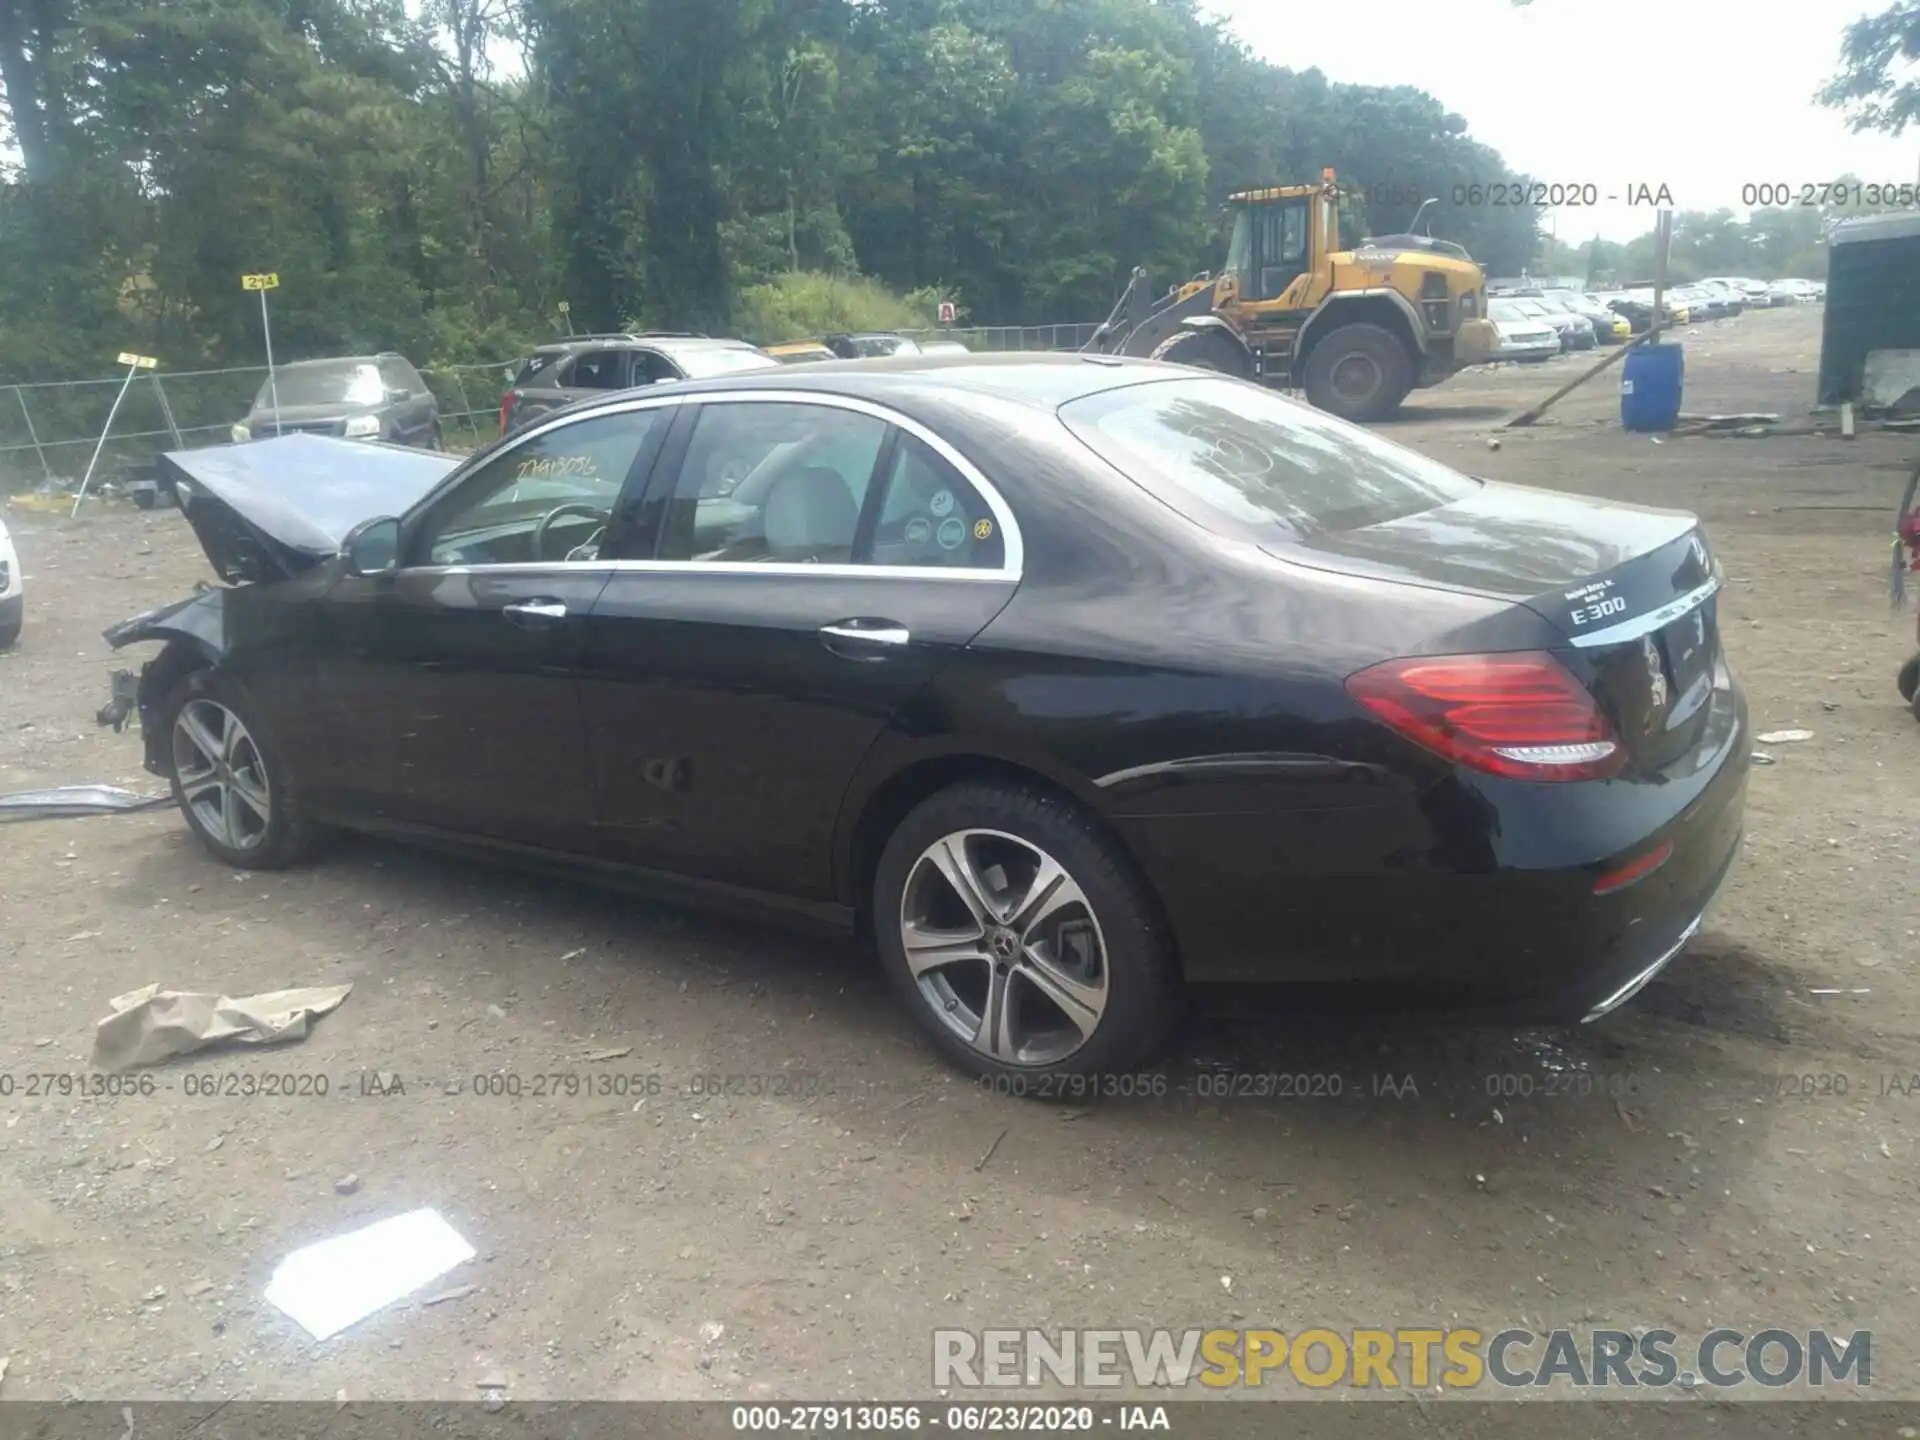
[92,983,352,1070]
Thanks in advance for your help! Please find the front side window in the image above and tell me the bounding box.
[415,410,661,566]
[1060,376,1478,543]
[1253,200,1310,301]
[656,402,887,564]
[566,350,631,390]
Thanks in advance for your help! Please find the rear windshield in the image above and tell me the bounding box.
[1058,376,1477,541]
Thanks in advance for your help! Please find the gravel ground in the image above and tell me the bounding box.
[1,305,1917,1406]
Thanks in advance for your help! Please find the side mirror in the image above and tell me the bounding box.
[342,516,401,578]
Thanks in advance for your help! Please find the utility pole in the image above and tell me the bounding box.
[243,272,282,433]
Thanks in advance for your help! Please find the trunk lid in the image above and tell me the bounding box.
[1266,480,1725,772]
[159,433,457,585]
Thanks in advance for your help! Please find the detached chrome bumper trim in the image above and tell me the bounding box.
[1581,912,1705,1023]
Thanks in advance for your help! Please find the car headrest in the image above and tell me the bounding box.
[763,467,858,560]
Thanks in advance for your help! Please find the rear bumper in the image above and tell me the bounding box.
[1117,681,1749,1012]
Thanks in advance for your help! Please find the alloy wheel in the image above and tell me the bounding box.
[172,699,272,851]
[899,829,1110,1066]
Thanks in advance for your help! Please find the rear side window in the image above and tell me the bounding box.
[1059,376,1477,541]
[869,435,1004,570]
[515,352,567,388]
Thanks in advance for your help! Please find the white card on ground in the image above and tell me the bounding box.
[264,1208,476,1341]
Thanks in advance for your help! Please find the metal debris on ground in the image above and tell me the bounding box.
[1751,751,1776,765]
[92,982,353,1070]
[0,784,172,822]
[1756,729,1815,744]
[264,1208,477,1341]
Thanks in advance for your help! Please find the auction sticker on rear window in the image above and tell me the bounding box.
[929,489,955,517]
[937,517,967,550]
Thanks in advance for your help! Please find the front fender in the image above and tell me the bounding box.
[1292,289,1427,362]
[103,588,229,656]
[100,590,230,775]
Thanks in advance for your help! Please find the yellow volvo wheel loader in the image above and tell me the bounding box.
[1084,170,1500,423]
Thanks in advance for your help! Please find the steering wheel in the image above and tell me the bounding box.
[533,502,611,561]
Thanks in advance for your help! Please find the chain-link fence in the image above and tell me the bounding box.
[0,329,1103,494]
[898,322,1100,353]
[0,361,513,494]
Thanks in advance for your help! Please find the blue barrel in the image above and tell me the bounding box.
[1621,342,1684,431]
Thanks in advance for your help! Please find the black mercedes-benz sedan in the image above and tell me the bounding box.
[101,354,1747,1084]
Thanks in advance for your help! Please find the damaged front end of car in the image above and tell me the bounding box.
[99,588,233,775]
[93,434,458,774]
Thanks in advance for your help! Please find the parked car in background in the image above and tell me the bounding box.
[0,512,21,649]
[1486,299,1561,362]
[101,356,1749,1082]
[1510,297,1595,351]
[1669,286,1727,322]
[500,334,781,434]
[1764,281,1802,305]
[1695,280,1748,316]
[232,355,440,449]
[917,340,973,355]
[824,333,924,359]
[766,341,839,365]
[1540,289,1632,343]
[1599,290,1684,332]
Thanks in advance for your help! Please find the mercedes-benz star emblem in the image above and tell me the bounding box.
[989,928,1020,961]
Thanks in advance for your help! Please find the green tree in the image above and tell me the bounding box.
[1822,1,1920,134]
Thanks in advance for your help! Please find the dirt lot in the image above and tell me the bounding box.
[1,305,1917,1405]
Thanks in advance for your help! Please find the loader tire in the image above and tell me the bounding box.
[1150,328,1253,379]
[1303,323,1414,424]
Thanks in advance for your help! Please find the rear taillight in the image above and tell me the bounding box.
[1345,651,1622,782]
[499,391,516,435]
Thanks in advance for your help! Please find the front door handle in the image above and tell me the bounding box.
[503,599,569,629]
[821,621,909,645]
[819,620,910,659]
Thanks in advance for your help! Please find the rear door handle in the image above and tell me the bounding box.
[819,620,910,658]
[503,599,569,629]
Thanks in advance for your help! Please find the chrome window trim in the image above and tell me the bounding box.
[409,388,1024,579]
[1565,576,1719,649]
[405,560,1016,583]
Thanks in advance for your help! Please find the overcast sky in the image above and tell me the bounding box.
[1205,0,1917,242]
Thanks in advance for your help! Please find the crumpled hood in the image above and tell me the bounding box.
[159,433,457,585]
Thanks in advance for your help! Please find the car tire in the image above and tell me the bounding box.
[0,616,18,651]
[1897,653,1920,705]
[1302,323,1414,423]
[431,422,445,451]
[1149,327,1253,379]
[160,668,319,871]
[872,781,1182,1087]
